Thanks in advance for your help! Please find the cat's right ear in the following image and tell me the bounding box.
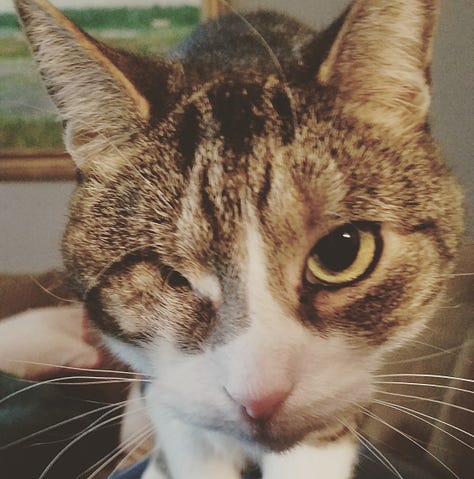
[15,0,182,167]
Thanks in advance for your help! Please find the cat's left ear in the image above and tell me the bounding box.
[15,0,181,167]
[318,0,439,134]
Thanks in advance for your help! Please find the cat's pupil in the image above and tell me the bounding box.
[314,224,360,272]
[168,270,191,289]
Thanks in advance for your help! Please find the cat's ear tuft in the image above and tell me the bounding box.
[318,0,439,134]
[15,0,179,166]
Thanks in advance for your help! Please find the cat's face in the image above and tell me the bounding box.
[72,89,459,451]
[16,0,463,452]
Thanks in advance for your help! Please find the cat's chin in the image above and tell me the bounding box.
[236,420,343,453]
[240,424,308,453]
[223,410,351,453]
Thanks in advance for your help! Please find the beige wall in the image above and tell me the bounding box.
[0,182,75,272]
[234,0,348,28]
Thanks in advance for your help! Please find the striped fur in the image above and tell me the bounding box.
[15,1,464,478]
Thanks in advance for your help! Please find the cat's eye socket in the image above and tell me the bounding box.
[305,223,381,287]
[167,269,191,289]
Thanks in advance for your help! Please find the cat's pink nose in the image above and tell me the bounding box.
[231,389,291,420]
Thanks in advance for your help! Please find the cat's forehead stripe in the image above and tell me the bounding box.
[256,161,272,213]
[173,76,296,164]
[200,160,222,244]
[207,81,266,155]
[175,102,202,175]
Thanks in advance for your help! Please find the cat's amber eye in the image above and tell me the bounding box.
[306,223,381,287]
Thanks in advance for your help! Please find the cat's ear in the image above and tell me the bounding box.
[318,0,438,133]
[15,0,180,166]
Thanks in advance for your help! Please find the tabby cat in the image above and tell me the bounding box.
[15,0,463,478]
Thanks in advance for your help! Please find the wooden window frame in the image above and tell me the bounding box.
[202,0,232,20]
[0,151,76,182]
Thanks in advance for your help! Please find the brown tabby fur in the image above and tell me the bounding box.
[15,0,463,354]
[14,2,465,475]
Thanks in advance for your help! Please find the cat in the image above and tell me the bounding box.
[14,0,464,478]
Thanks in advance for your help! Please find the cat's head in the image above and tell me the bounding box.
[16,0,463,451]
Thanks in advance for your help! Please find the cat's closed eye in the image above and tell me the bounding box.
[305,222,382,288]
[166,269,192,290]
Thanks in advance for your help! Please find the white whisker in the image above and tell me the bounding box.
[401,338,449,352]
[360,406,461,479]
[384,343,473,364]
[0,399,129,450]
[0,375,149,407]
[28,275,80,304]
[38,405,147,479]
[375,381,473,395]
[1,100,58,116]
[86,426,154,479]
[4,359,151,378]
[49,379,145,386]
[373,399,474,449]
[342,420,403,478]
[216,0,298,131]
[375,374,473,383]
[376,390,473,414]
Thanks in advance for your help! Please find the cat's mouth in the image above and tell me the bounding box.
[243,422,308,452]
[238,412,347,452]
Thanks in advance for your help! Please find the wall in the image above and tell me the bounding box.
[0,182,75,272]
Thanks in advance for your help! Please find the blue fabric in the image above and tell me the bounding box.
[109,458,149,479]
